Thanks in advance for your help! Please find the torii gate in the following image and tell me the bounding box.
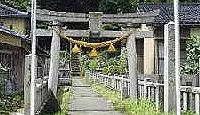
[35,9,159,99]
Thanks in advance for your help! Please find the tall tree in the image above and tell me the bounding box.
[38,0,100,13]
[1,0,28,11]
[99,0,138,13]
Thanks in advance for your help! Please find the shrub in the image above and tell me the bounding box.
[79,55,90,76]
[181,35,200,74]
[89,59,98,72]
[0,91,24,112]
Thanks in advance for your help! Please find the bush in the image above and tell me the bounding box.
[102,49,128,75]
[98,0,137,14]
[0,91,24,112]
[89,59,98,72]
[79,49,128,75]
[79,55,90,76]
[181,35,200,74]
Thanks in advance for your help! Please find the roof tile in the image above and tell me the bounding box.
[138,3,200,24]
[0,3,27,17]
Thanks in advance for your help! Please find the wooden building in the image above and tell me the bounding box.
[138,3,200,75]
[0,4,29,93]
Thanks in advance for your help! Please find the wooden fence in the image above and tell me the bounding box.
[86,71,200,114]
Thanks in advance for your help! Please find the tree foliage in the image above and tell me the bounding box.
[2,0,200,12]
[1,0,28,11]
[181,35,200,74]
[99,0,138,13]
[38,0,100,13]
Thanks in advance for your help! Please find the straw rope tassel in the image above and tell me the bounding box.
[89,48,98,58]
[72,44,81,54]
[108,43,116,53]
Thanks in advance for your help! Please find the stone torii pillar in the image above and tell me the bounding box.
[164,22,176,113]
[48,20,60,96]
[126,33,138,99]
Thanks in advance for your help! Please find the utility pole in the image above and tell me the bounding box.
[30,0,37,114]
[174,0,181,115]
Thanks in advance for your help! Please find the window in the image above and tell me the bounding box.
[0,51,12,69]
[0,22,3,26]
[157,41,164,75]
[9,25,13,30]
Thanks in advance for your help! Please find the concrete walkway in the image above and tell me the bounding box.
[68,76,122,115]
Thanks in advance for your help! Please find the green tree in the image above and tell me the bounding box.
[1,0,28,11]
[181,35,200,74]
[38,0,100,13]
[99,0,138,14]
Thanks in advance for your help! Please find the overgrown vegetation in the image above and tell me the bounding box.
[0,64,24,114]
[1,0,28,11]
[3,0,200,12]
[99,0,138,13]
[54,87,71,115]
[0,91,24,114]
[40,87,71,115]
[79,49,128,76]
[84,75,163,115]
[181,35,200,74]
[102,49,128,75]
[85,75,196,115]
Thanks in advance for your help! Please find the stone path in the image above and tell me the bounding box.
[68,76,122,115]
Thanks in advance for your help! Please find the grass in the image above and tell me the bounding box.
[54,86,71,115]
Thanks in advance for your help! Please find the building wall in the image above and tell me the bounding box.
[0,32,21,47]
[0,17,27,35]
[190,28,200,37]
[153,25,192,75]
[0,43,25,91]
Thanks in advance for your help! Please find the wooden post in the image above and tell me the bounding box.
[144,78,148,99]
[120,77,123,100]
[183,92,187,111]
[155,85,159,110]
[164,22,177,113]
[195,93,200,115]
[127,33,138,99]
[48,20,60,96]
[142,24,155,74]
[199,58,200,86]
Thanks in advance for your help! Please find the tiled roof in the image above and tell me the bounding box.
[138,3,200,24]
[0,25,29,41]
[0,3,27,17]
